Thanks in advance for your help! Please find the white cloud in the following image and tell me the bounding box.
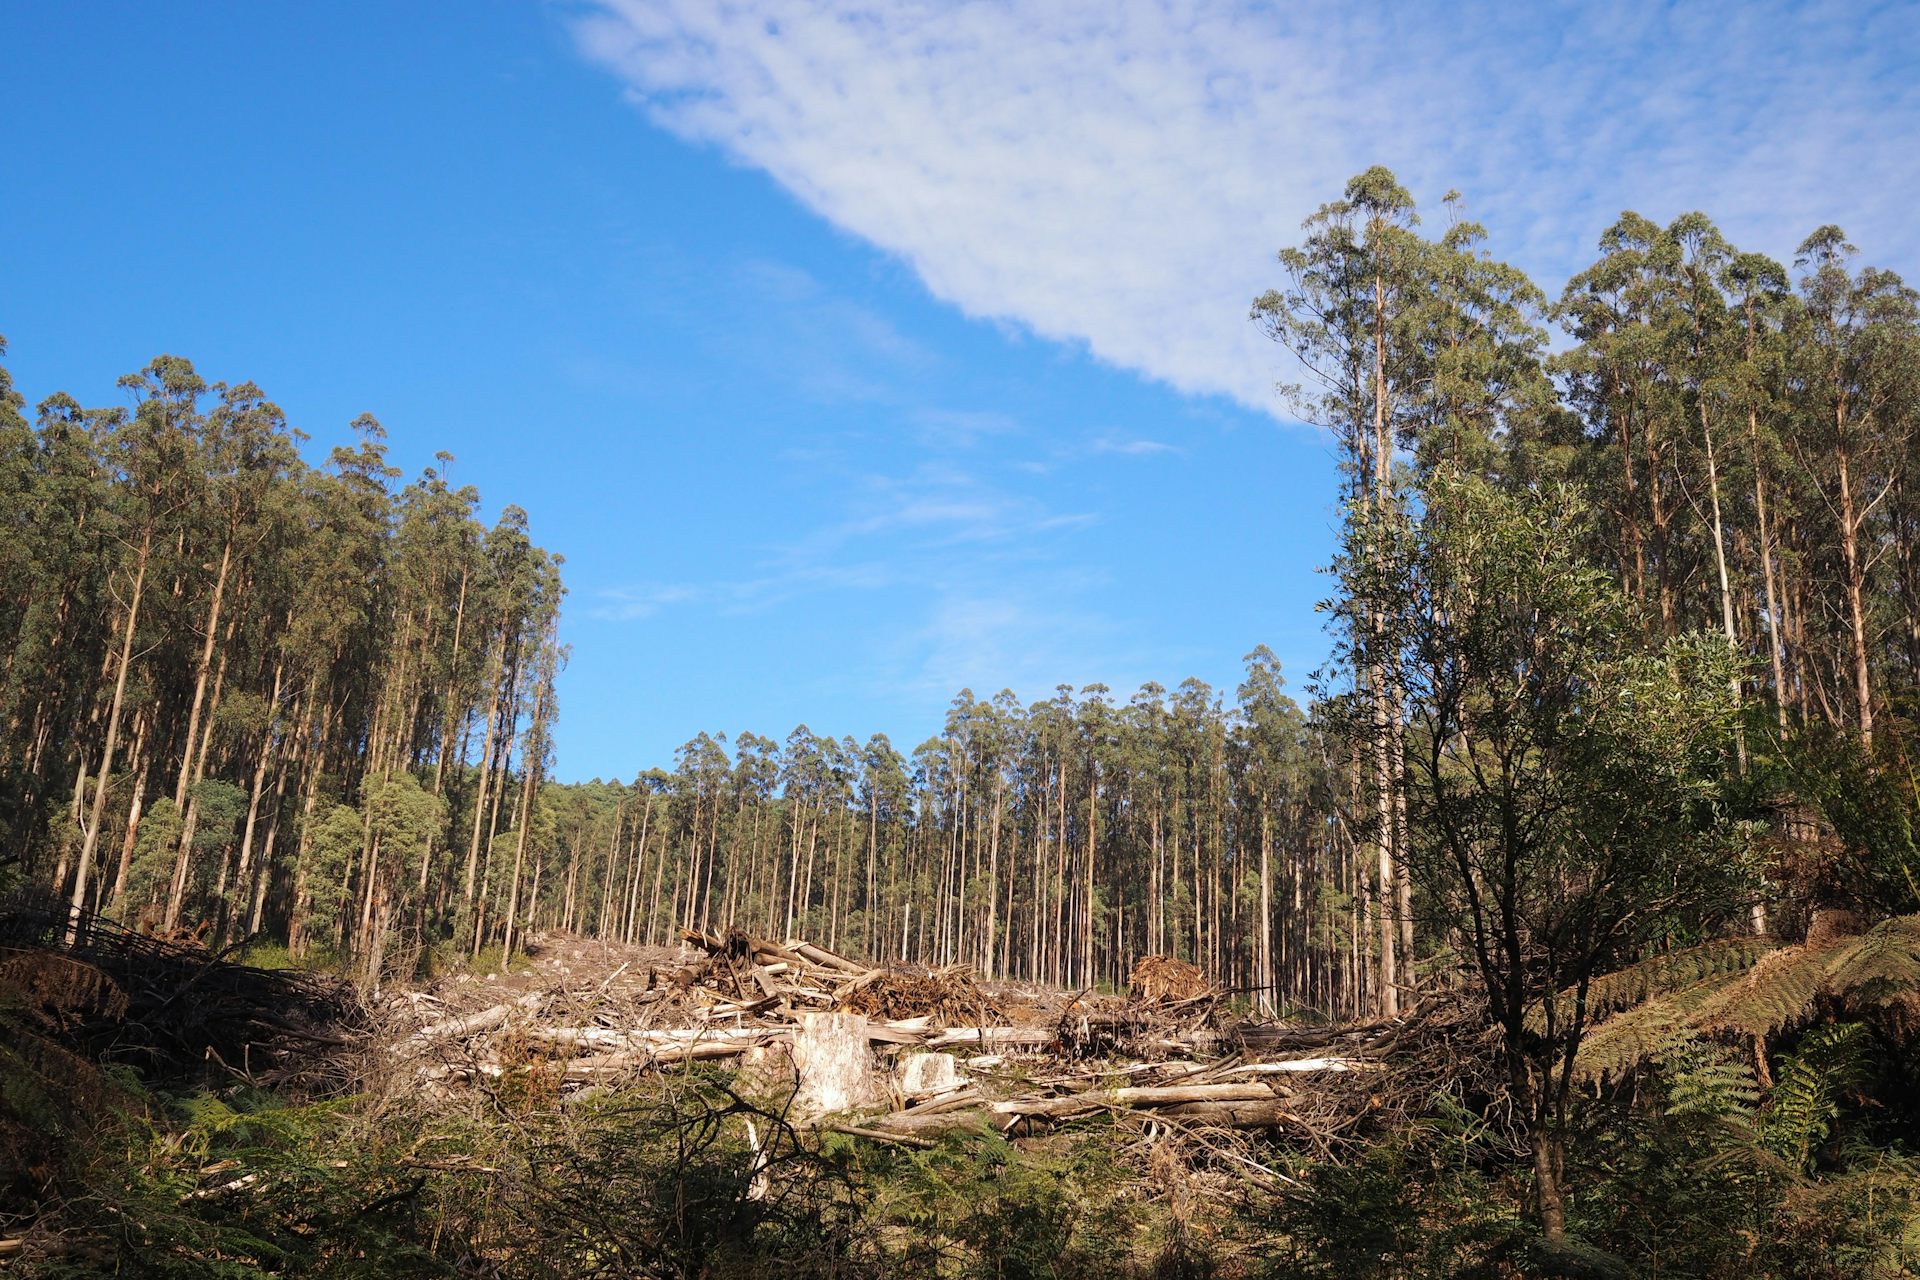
[572,0,1919,416]
[1090,435,1179,458]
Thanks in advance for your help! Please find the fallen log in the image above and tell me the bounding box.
[521,1026,788,1055]
[991,1081,1279,1120]
[402,992,543,1048]
[865,1080,1291,1139]
[1153,1099,1301,1128]
[1221,1057,1375,1075]
[830,1123,935,1149]
[791,941,869,975]
[923,1026,1054,1050]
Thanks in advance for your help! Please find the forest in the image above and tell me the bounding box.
[4,167,1920,1276]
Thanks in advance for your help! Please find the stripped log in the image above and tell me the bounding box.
[1220,1057,1374,1075]
[923,1026,1054,1050]
[520,1026,785,1056]
[865,1081,1293,1139]
[791,940,869,975]
[992,1081,1280,1120]
[400,992,543,1049]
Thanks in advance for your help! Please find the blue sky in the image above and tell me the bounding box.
[5,2,1917,782]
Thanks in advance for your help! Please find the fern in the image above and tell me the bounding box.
[1576,935,1776,1022]
[1578,913,1920,1080]
[1575,975,1731,1081]
[1823,913,1920,1004]
[1697,942,1830,1038]
[1659,1034,1762,1121]
[1759,1022,1871,1172]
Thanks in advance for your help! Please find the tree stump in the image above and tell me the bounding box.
[790,1011,879,1118]
[898,1050,965,1099]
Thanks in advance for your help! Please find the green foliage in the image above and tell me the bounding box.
[233,941,301,972]
[298,804,364,948]
[120,797,184,911]
[464,943,531,976]
[1657,1033,1761,1122]
[190,779,249,854]
[1259,1122,1525,1277]
[1760,1022,1872,1171]
[874,1129,1141,1278]
[1792,725,1920,914]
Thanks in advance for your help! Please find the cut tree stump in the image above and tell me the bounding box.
[898,1050,966,1099]
[790,1011,879,1118]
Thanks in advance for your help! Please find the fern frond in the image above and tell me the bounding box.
[1576,913,1920,1077]
[1696,943,1830,1039]
[1822,913,1920,1005]
[1659,1033,1762,1120]
[1759,1022,1870,1172]
[1579,936,1777,1021]
[0,948,129,1026]
[1575,975,1730,1082]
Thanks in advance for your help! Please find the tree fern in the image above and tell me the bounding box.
[1696,941,1831,1038]
[1578,913,1920,1079]
[1574,935,1776,1023]
[1824,914,1920,1005]
[1576,976,1733,1082]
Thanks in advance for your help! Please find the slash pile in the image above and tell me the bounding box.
[394,927,1401,1147]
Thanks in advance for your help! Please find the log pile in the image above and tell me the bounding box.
[396,926,1388,1143]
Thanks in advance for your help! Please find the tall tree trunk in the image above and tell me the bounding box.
[173,538,233,810]
[1834,422,1876,749]
[107,710,152,910]
[1698,398,1749,771]
[164,628,234,929]
[1748,407,1791,733]
[1370,268,1400,1019]
[223,658,286,942]
[69,534,151,940]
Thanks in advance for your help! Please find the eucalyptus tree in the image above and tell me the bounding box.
[856,732,910,961]
[1,388,113,858]
[1789,227,1920,749]
[1405,201,1558,484]
[161,380,301,928]
[1556,213,1691,624]
[1724,251,1799,729]
[1231,646,1311,1013]
[1254,166,1435,1014]
[70,357,205,935]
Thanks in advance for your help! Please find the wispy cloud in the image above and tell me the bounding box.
[1090,435,1179,458]
[572,0,1920,416]
[588,561,897,621]
[898,590,1121,701]
[907,406,1019,449]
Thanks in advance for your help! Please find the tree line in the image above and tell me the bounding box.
[0,346,564,978]
[499,664,1360,1012]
